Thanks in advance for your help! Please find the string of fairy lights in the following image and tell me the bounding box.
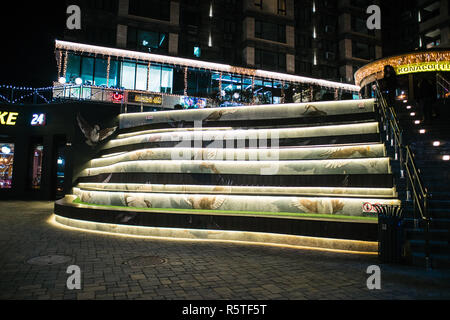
[0,85,56,104]
[355,50,450,87]
[1,39,366,105]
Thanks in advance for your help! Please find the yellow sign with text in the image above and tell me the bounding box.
[396,61,450,75]
[0,112,19,126]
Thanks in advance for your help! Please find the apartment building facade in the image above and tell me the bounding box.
[64,0,382,84]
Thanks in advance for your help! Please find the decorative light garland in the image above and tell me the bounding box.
[355,50,450,87]
[184,67,188,96]
[55,40,360,92]
[147,61,151,91]
[106,56,111,86]
[251,76,255,104]
[57,50,63,80]
[63,51,68,79]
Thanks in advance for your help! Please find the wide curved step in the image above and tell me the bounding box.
[119,99,375,130]
[73,188,400,218]
[77,183,397,198]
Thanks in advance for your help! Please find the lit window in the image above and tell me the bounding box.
[120,62,136,90]
[194,47,201,58]
[0,143,14,189]
[136,64,148,91]
[30,145,43,190]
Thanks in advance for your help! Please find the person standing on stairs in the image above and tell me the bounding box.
[382,65,398,108]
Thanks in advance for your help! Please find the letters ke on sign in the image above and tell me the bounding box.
[0,112,19,126]
[129,93,163,105]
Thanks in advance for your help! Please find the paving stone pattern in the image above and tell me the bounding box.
[0,201,449,300]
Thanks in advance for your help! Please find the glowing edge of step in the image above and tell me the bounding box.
[76,183,397,199]
[50,214,377,255]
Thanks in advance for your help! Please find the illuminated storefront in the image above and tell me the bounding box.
[54,41,360,110]
[0,103,120,200]
[355,49,450,100]
[0,143,14,189]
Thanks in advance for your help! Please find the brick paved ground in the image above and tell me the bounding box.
[0,201,449,300]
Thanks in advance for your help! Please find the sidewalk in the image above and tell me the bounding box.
[0,201,449,300]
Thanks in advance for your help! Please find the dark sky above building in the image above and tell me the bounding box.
[0,1,415,89]
[0,2,66,88]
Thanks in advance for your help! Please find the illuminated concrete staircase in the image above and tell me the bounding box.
[394,100,450,269]
[56,99,400,247]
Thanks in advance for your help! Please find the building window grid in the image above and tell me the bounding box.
[64,53,173,93]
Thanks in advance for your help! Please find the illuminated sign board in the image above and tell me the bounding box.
[128,93,163,105]
[180,97,207,109]
[31,114,46,126]
[0,112,19,126]
[396,61,450,75]
[112,92,124,103]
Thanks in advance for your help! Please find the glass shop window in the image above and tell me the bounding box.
[108,59,119,88]
[120,61,136,90]
[136,64,149,91]
[30,145,44,190]
[0,143,14,189]
[161,67,174,93]
[66,54,81,83]
[81,57,95,84]
[94,57,108,86]
[148,65,162,93]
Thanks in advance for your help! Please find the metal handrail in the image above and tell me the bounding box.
[437,73,450,87]
[436,73,450,98]
[374,79,431,268]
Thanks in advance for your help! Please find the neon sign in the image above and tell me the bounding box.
[396,61,450,75]
[31,114,46,126]
[112,92,124,103]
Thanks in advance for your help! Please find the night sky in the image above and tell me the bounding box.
[0,1,409,89]
[0,2,67,88]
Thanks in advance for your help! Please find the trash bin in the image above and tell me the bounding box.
[376,205,404,263]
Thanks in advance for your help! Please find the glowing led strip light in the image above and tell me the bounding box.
[90,144,386,168]
[77,183,397,198]
[103,122,380,150]
[56,40,360,92]
[80,158,391,177]
[49,215,378,255]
